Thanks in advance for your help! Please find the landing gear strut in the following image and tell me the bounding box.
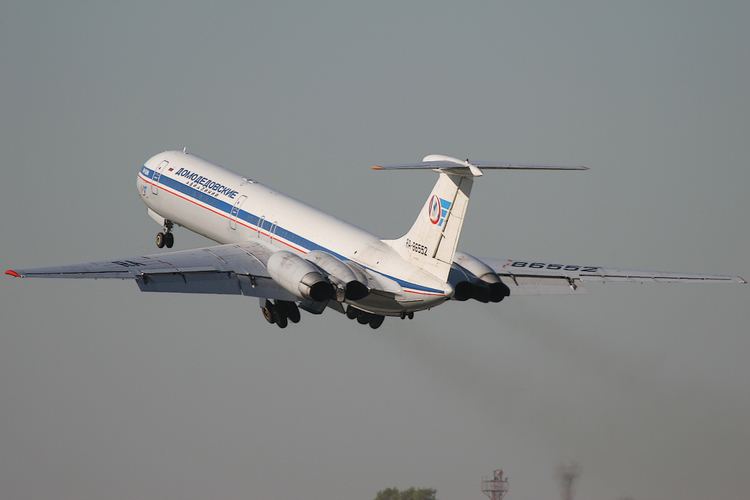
[155,220,174,249]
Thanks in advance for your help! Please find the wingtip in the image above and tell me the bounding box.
[5,269,22,278]
[738,276,748,284]
[371,165,384,171]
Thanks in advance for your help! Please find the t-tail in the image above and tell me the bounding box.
[373,154,588,282]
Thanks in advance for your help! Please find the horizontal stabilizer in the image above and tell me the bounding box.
[372,154,588,177]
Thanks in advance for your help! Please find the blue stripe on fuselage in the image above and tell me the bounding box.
[140,167,445,294]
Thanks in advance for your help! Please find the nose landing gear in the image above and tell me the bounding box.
[155,220,174,249]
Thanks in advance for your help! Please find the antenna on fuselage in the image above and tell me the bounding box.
[182,146,188,154]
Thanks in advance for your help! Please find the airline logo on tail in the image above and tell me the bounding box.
[428,195,452,227]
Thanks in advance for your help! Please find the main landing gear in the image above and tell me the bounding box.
[155,220,174,249]
[346,306,385,330]
[261,299,301,329]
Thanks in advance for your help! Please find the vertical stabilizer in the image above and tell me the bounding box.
[374,154,586,282]
[384,172,473,282]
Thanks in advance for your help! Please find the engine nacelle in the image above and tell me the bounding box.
[267,251,335,302]
[304,250,369,300]
[453,251,510,302]
[453,280,491,303]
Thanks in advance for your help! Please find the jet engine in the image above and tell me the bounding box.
[304,250,369,300]
[266,251,335,302]
[452,252,510,302]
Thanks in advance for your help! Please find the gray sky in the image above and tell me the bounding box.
[1,1,748,499]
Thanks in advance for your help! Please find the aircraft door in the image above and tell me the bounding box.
[256,216,276,243]
[229,195,247,230]
[268,221,278,245]
[151,160,169,195]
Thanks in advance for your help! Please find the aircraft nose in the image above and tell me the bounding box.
[136,165,148,197]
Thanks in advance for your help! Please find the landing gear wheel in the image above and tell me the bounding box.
[287,304,301,324]
[261,300,276,324]
[276,315,288,329]
[368,315,384,329]
[356,313,371,325]
[164,232,174,248]
[407,312,414,320]
[156,232,166,248]
[346,306,359,320]
[271,300,290,329]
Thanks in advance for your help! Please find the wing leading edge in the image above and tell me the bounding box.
[5,242,297,300]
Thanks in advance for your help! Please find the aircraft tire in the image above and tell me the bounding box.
[287,303,301,323]
[155,232,166,248]
[346,306,359,320]
[164,232,174,248]
[356,313,371,325]
[369,315,384,329]
[261,300,276,324]
[276,315,288,329]
[407,312,414,320]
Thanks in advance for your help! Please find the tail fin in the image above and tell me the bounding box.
[383,171,473,282]
[377,154,587,282]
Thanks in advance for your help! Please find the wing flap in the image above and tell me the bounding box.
[578,272,746,284]
[503,275,588,295]
[135,271,293,298]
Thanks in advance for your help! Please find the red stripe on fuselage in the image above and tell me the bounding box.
[402,288,445,296]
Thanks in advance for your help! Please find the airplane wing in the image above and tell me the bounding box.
[481,257,747,295]
[5,241,298,300]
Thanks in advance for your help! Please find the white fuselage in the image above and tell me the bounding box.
[136,151,450,314]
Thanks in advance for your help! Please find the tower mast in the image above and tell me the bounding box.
[481,469,509,500]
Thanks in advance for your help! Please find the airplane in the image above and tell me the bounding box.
[4,151,746,329]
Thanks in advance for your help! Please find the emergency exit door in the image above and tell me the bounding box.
[229,195,247,230]
[151,160,169,195]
